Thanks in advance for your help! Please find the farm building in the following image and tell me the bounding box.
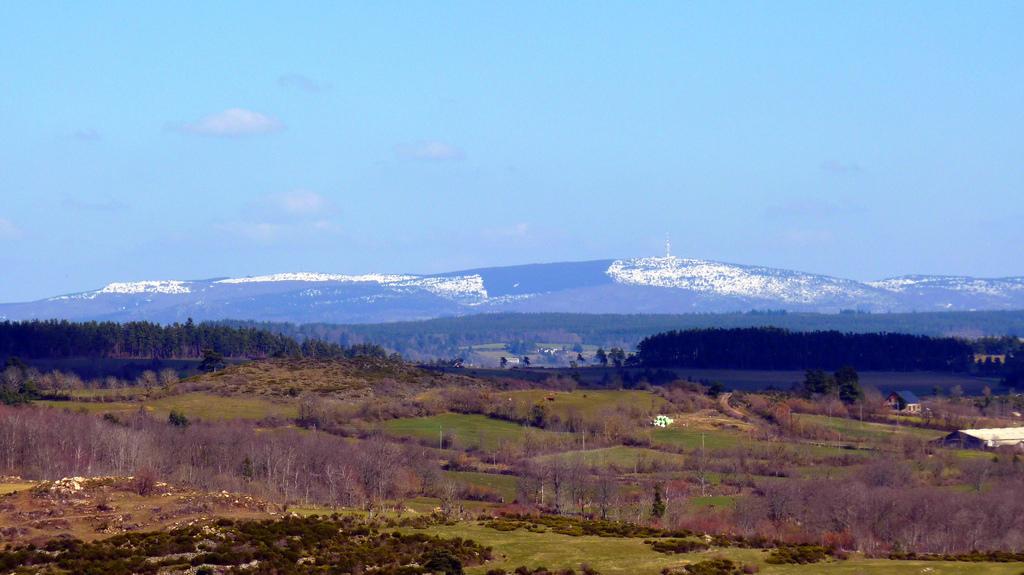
[940,427,1024,450]
[886,390,922,413]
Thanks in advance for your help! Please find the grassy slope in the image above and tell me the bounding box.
[0,479,277,543]
[794,413,947,444]
[501,389,669,417]
[416,522,1023,575]
[36,356,494,422]
[443,470,519,501]
[650,427,745,451]
[37,392,299,421]
[533,446,680,468]
[185,357,482,397]
[380,413,561,450]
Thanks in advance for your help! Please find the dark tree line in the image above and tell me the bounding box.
[217,311,1024,361]
[636,327,975,371]
[1004,352,1024,388]
[0,319,386,361]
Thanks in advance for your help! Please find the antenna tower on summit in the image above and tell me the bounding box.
[665,233,671,258]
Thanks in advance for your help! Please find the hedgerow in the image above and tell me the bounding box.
[764,545,831,564]
[647,538,711,554]
[661,558,747,575]
[889,550,1024,562]
[482,514,692,538]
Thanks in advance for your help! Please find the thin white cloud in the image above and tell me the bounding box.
[269,190,333,217]
[395,140,464,161]
[0,218,21,239]
[820,159,863,174]
[179,108,284,137]
[278,73,330,93]
[220,190,340,243]
[62,196,129,212]
[72,128,101,142]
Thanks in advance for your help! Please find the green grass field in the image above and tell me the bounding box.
[501,389,668,417]
[66,387,151,400]
[533,446,681,469]
[380,413,561,450]
[0,482,36,495]
[413,522,1024,574]
[650,426,745,452]
[37,392,298,422]
[794,414,946,445]
[444,471,519,501]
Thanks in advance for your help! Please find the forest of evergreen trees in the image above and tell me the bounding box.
[0,319,384,360]
[635,327,976,371]
[221,311,1024,360]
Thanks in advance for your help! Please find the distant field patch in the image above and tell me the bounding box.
[381,413,554,450]
[533,446,680,469]
[415,521,698,574]
[410,522,1024,574]
[37,392,298,422]
[794,414,945,445]
[501,389,668,417]
[650,426,744,452]
[444,471,518,501]
[688,495,737,509]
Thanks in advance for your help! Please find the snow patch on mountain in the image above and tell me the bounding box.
[606,257,873,303]
[50,280,193,300]
[217,272,489,300]
[868,275,1024,297]
[394,275,488,300]
[217,272,417,284]
[98,280,193,295]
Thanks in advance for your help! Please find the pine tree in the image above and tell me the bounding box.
[651,485,666,519]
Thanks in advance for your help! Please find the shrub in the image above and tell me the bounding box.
[680,559,743,575]
[765,545,831,564]
[423,549,464,574]
[167,410,190,427]
[132,467,159,497]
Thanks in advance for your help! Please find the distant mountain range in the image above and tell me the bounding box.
[2,257,1023,324]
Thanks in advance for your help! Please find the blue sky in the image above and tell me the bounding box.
[1,2,1021,301]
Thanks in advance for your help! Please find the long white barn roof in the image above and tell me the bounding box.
[958,427,1024,444]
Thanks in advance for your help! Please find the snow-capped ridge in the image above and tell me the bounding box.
[97,280,193,295]
[216,272,488,300]
[868,275,1024,296]
[606,257,873,303]
[18,257,1024,324]
[216,272,418,284]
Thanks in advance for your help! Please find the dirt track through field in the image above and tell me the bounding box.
[717,392,747,420]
